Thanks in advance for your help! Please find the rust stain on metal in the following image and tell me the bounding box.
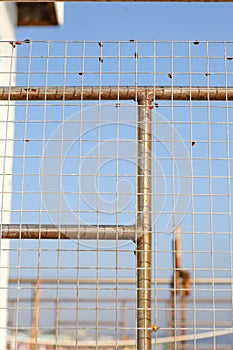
[1,86,233,101]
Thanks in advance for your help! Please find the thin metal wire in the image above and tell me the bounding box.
[225,41,233,346]
[189,40,197,350]
[1,40,233,350]
[0,38,15,350]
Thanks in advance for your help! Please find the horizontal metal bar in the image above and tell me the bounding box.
[8,277,233,285]
[1,86,233,101]
[0,224,136,240]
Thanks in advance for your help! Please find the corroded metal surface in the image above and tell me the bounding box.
[1,86,233,101]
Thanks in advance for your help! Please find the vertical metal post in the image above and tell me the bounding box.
[31,281,40,350]
[180,290,186,350]
[170,289,175,349]
[170,226,181,343]
[136,95,152,350]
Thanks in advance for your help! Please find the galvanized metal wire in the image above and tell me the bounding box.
[0,40,233,349]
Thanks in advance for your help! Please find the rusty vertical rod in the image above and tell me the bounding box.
[174,226,186,349]
[174,226,181,280]
[180,290,186,350]
[31,281,40,350]
[136,95,152,350]
[170,225,181,347]
[169,288,175,350]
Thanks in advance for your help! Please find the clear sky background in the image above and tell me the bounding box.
[16,2,233,42]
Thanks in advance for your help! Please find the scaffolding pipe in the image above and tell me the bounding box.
[1,86,233,101]
[0,224,137,240]
[136,96,152,349]
[31,281,41,350]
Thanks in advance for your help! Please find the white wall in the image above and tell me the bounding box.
[54,3,64,25]
[0,3,17,350]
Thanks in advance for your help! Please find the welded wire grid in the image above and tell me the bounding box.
[0,40,232,349]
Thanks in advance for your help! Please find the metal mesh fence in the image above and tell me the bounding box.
[0,40,233,349]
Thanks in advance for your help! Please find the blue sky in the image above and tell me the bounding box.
[16,2,233,41]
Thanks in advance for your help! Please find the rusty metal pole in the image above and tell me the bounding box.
[174,226,186,350]
[1,86,233,102]
[180,290,186,350]
[136,94,153,350]
[170,226,181,348]
[170,290,175,348]
[31,281,41,350]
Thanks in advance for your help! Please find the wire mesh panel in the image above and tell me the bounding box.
[0,40,233,349]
